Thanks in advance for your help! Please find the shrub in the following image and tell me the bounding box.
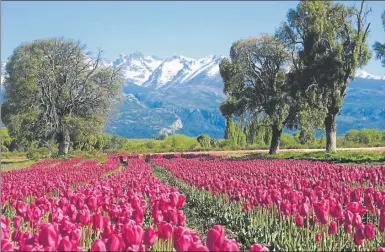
[27,147,51,160]
[210,139,220,148]
[197,134,211,148]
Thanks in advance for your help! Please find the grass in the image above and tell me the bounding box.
[232,151,385,164]
[1,159,36,172]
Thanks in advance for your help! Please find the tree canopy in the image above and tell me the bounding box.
[219,35,304,154]
[372,11,385,67]
[277,0,371,152]
[2,38,124,154]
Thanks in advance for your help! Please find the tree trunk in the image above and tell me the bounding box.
[59,129,70,155]
[269,124,282,155]
[325,113,337,153]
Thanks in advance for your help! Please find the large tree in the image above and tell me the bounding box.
[372,11,385,67]
[2,38,123,154]
[219,35,302,154]
[279,0,371,152]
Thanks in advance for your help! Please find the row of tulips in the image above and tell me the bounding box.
[109,153,217,160]
[2,158,120,204]
[1,156,268,251]
[151,157,385,251]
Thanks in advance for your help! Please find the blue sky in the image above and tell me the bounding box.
[1,1,384,76]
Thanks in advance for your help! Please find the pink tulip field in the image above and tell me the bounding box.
[1,154,385,251]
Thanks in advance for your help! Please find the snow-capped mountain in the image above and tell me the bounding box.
[111,51,162,86]
[142,55,223,89]
[355,69,385,80]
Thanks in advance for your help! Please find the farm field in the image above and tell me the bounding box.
[2,154,385,251]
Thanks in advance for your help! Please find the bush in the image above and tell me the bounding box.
[210,139,220,148]
[27,147,51,160]
[163,135,199,151]
[197,134,211,148]
[280,133,296,148]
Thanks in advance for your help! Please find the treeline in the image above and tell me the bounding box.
[2,127,384,160]
[219,2,385,154]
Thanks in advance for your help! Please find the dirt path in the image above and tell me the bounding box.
[150,147,385,156]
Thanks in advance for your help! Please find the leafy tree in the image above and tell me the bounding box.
[234,121,247,147]
[0,128,13,152]
[220,35,302,154]
[210,138,220,148]
[279,0,371,152]
[2,38,123,154]
[372,11,385,67]
[295,129,316,145]
[197,134,211,148]
[344,129,361,143]
[224,117,236,141]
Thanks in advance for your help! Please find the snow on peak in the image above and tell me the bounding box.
[142,54,224,89]
[355,69,385,80]
[111,52,163,86]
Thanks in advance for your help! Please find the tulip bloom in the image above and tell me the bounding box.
[299,203,310,217]
[91,239,107,252]
[221,238,240,252]
[344,210,354,225]
[315,233,322,242]
[174,227,193,252]
[38,223,58,249]
[123,223,144,245]
[177,194,186,209]
[93,213,104,231]
[295,214,304,227]
[314,200,329,224]
[11,230,25,242]
[1,240,14,251]
[70,228,82,248]
[344,223,352,233]
[353,213,362,228]
[354,224,365,246]
[190,243,210,251]
[328,221,338,235]
[144,227,157,246]
[106,235,122,251]
[206,225,225,251]
[158,221,172,240]
[13,216,22,229]
[16,201,27,217]
[58,236,73,251]
[364,223,375,240]
[250,244,270,252]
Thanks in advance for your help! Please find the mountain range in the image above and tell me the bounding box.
[1,52,384,139]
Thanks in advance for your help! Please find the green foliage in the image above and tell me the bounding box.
[27,146,51,160]
[1,128,13,152]
[197,134,211,148]
[264,151,385,164]
[372,11,385,67]
[163,135,198,151]
[152,133,167,140]
[280,133,297,147]
[279,1,372,152]
[2,37,123,154]
[210,138,220,148]
[224,118,247,147]
[344,129,385,146]
[294,129,316,145]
